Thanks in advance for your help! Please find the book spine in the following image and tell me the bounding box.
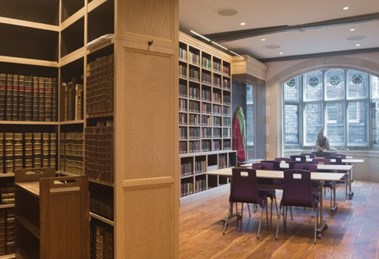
[49,132,56,169]
[4,133,13,173]
[24,76,33,121]
[32,76,39,121]
[44,77,53,121]
[5,74,13,121]
[13,133,23,172]
[52,78,57,121]
[75,84,83,120]
[18,75,25,121]
[24,132,33,169]
[12,75,19,121]
[38,77,45,121]
[0,132,3,173]
[33,132,42,168]
[0,74,6,120]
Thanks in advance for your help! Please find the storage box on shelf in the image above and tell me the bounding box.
[179,31,235,197]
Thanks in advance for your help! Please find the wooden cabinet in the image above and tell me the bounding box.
[179,32,236,197]
[14,168,89,259]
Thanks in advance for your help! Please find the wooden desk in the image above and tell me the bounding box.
[207,167,346,238]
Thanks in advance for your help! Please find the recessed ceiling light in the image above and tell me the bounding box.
[343,6,349,10]
[261,38,266,41]
[279,52,284,55]
[350,28,355,32]
[356,43,361,47]
[217,8,238,16]
[240,22,246,26]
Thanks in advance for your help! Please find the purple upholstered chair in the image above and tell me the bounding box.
[223,168,269,238]
[275,169,320,243]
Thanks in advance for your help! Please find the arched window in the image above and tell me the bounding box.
[283,68,379,150]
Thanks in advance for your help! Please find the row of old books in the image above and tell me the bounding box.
[0,132,56,174]
[90,197,113,220]
[91,224,113,259]
[62,79,83,121]
[60,132,83,175]
[85,121,113,184]
[0,73,57,121]
[0,208,14,255]
[0,178,14,205]
[86,54,114,117]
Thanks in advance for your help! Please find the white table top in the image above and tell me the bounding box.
[207,167,346,181]
[240,162,352,171]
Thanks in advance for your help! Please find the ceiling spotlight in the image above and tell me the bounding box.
[279,52,284,55]
[356,43,361,47]
[261,38,266,41]
[343,6,349,10]
[350,28,355,32]
[240,22,246,26]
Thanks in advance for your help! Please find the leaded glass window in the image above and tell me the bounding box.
[284,104,299,144]
[347,70,368,99]
[325,68,345,100]
[284,77,300,101]
[283,68,378,149]
[304,103,323,145]
[304,70,323,101]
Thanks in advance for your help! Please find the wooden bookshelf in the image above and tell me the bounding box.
[179,32,236,197]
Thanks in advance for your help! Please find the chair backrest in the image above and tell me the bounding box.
[252,162,274,170]
[274,157,292,163]
[230,168,260,204]
[329,156,343,164]
[261,160,281,170]
[290,155,307,162]
[282,169,314,207]
[301,152,316,158]
[312,158,331,164]
[294,163,317,172]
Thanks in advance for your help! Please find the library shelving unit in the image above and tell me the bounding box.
[0,1,60,257]
[1,0,179,258]
[179,32,236,197]
[14,168,89,259]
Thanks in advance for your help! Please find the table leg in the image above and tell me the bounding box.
[347,168,354,200]
[317,181,328,238]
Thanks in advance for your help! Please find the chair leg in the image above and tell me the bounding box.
[223,202,233,234]
[247,203,251,217]
[314,207,319,243]
[275,205,282,240]
[257,205,264,239]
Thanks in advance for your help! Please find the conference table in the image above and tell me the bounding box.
[207,167,346,238]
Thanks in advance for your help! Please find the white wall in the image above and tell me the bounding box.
[264,52,379,181]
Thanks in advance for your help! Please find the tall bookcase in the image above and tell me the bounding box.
[179,32,236,197]
[0,0,179,258]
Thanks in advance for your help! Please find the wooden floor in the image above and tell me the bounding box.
[179,181,379,258]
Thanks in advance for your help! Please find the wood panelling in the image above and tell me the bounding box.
[124,184,177,258]
[122,48,176,180]
[180,181,379,258]
[113,0,178,257]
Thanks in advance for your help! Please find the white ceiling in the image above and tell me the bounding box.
[179,0,379,61]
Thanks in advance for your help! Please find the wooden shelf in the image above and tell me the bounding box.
[16,215,40,239]
[90,212,114,226]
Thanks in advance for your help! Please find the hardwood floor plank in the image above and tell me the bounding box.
[180,181,379,258]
